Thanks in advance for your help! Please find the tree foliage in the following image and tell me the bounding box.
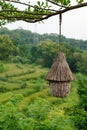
[0,28,87,50]
[71,73,87,130]
[30,39,87,74]
[0,0,86,25]
[0,28,87,74]
[0,102,24,130]
[0,34,18,60]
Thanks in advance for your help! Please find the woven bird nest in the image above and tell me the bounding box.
[45,52,74,98]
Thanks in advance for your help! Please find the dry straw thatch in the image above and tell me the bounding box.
[45,52,74,98]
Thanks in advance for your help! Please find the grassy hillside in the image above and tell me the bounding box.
[0,62,79,108]
[0,63,48,98]
[0,62,86,130]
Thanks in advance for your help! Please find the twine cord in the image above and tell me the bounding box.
[59,13,62,51]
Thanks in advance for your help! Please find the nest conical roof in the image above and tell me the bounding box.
[45,52,74,82]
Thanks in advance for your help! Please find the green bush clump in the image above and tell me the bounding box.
[39,72,46,79]
[11,56,30,64]
[0,84,9,93]
[23,89,37,97]
[10,94,24,105]
[20,82,27,89]
[0,63,6,73]
[16,63,23,69]
[0,102,27,130]
[34,81,43,91]
[25,98,76,130]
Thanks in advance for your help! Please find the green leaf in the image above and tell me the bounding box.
[37,1,40,6]
[76,0,84,4]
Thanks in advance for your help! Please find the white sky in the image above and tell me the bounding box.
[4,0,87,40]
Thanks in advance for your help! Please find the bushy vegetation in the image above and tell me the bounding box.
[0,29,87,74]
[0,27,87,50]
[0,62,86,130]
[0,97,78,130]
[0,63,6,73]
[0,28,86,129]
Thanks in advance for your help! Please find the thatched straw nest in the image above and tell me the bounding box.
[45,52,74,98]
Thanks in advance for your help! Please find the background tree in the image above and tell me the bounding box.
[0,34,18,60]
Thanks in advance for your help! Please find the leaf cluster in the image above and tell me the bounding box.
[0,0,86,24]
[53,0,71,6]
[0,0,17,23]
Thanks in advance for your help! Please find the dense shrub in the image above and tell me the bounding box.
[23,89,37,97]
[0,102,28,130]
[71,73,87,130]
[76,73,87,108]
[11,56,29,64]
[10,94,24,105]
[0,63,6,73]
[20,82,27,89]
[0,84,9,93]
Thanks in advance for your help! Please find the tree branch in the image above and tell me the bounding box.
[0,1,87,23]
[5,0,29,7]
[46,0,67,8]
[5,0,57,12]
[0,9,52,15]
[60,2,87,13]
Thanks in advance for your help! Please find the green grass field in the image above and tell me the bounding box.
[0,63,48,103]
[0,63,80,112]
[0,63,83,130]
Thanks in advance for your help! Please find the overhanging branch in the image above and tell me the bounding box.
[0,1,87,23]
[5,0,57,12]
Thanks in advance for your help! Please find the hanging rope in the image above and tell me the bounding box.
[46,13,75,98]
[59,13,62,51]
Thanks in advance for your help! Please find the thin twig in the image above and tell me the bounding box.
[46,0,67,8]
[4,0,57,12]
[0,9,53,15]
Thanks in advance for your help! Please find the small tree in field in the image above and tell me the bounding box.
[0,34,17,60]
